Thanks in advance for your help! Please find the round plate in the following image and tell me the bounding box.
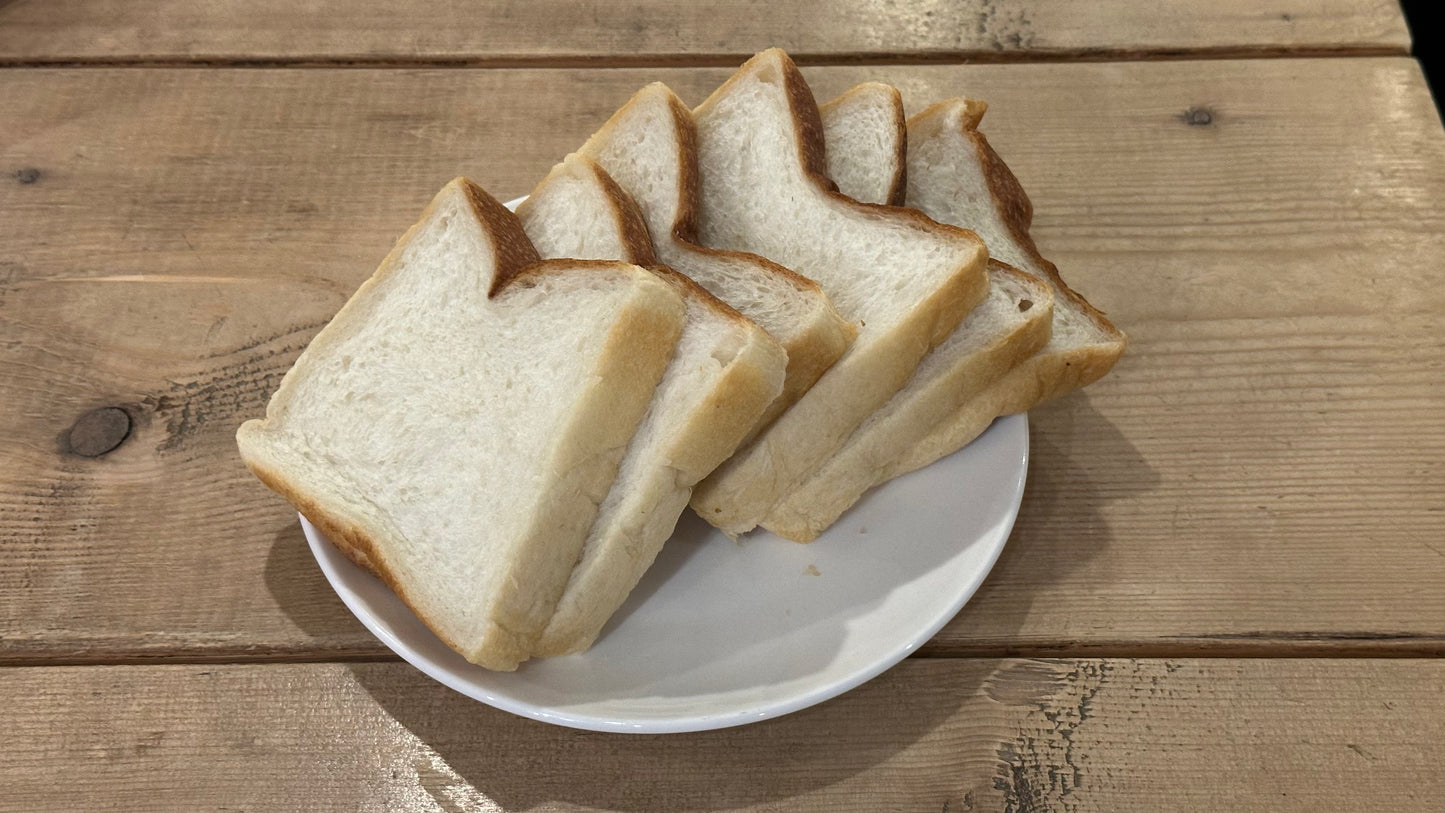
[304,412,1026,733]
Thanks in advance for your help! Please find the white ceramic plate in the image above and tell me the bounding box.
[304,412,1026,733]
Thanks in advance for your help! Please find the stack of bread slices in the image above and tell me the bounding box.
[237,49,1125,671]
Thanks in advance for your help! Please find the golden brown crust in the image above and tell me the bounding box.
[662,87,703,244]
[776,52,834,190]
[887,102,907,207]
[969,140,1125,347]
[575,156,658,266]
[454,177,542,298]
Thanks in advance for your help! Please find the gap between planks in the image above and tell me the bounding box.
[0,44,1410,70]
[4,637,1442,668]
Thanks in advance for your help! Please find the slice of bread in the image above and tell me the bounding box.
[518,155,787,655]
[762,261,1052,540]
[575,82,855,432]
[686,49,990,536]
[819,82,907,207]
[891,99,1126,476]
[236,178,686,671]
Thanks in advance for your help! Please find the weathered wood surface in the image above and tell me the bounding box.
[0,0,1410,64]
[4,659,1441,811]
[3,58,1443,662]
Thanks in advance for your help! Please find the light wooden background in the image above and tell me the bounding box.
[2,1,1441,810]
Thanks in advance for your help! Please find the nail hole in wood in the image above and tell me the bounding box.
[68,407,132,457]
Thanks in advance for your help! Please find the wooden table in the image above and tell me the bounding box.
[3,2,1442,809]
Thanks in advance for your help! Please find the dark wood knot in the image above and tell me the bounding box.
[1018,298,1034,312]
[1182,107,1215,126]
[15,168,41,185]
[68,407,132,457]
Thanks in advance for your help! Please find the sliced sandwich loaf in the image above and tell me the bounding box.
[576,82,855,432]
[236,178,686,671]
[687,49,990,536]
[518,155,787,655]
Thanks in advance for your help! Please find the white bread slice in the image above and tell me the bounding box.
[686,49,990,536]
[518,156,786,655]
[762,262,1052,540]
[574,82,855,431]
[891,99,1126,476]
[235,178,686,671]
[818,82,907,207]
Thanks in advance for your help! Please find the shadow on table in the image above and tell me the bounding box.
[350,657,990,812]
[933,392,1158,650]
[263,520,373,640]
[340,401,1140,810]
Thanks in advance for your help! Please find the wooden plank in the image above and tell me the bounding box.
[2,59,1443,662]
[0,0,1410,64]
[3,659,1441,810]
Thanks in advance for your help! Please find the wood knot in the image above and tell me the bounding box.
[1181,107,1215,126]
[68,407,132,457]
[15,168,41,185]
[1018,298,1033,311]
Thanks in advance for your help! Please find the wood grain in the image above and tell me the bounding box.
[2,58,1443,662]
[0,0,1410,65]
[3,659,1441,811]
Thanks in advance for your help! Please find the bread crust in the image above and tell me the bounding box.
[584,157,659,266]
